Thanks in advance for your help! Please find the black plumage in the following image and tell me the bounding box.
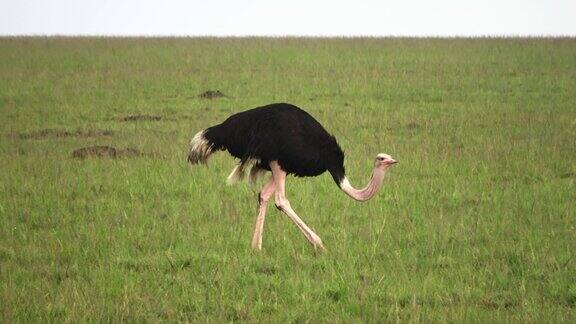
[192,103,346,184]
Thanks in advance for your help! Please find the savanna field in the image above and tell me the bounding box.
[0,37,575,321]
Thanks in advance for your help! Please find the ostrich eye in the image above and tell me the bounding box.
[377,157,384,161]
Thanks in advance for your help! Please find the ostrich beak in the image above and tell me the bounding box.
[387,159,398,165]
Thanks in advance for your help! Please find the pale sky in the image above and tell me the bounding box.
[1,0,575,37]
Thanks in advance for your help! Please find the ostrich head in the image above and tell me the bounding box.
[339,152,398,202]
[375,153,398,169]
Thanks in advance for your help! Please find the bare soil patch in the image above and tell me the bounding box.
[559,172,576,179]
[71,146,143,159]
[18,129,113,139]
[121,114,162,122]
[406,122,421,130]
[198,90,226,99]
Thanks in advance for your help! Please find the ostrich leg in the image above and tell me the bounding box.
[270,161,325,250]
[251,176,276,251]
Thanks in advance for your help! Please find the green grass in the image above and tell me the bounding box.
[1,37,575,322]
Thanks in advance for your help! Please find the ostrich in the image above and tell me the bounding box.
[188,103,397,251]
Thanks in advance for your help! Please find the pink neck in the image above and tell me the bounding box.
[339,167,387,202]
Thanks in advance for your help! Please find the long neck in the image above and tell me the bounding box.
[339,167,387,202]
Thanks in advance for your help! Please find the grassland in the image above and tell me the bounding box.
[0,37,575,322]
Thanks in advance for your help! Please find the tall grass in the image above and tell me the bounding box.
[1,37,575,321]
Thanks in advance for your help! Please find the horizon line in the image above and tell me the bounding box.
[1,34,575,39]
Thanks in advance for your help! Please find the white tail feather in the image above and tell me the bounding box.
[188,130,213,164]
[227,164,245,185]
[249,166,266,184]
[227,159,262,185]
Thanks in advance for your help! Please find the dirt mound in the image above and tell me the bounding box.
[559,172,576,179]
[18,129,112,139]
[76,130,113,137]
[121,114,162,122]
[198,90,225,99]
[71,146,142,159]
[406,122,421,130]
[23,129,72,139]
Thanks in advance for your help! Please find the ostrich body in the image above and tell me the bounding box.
[188,103,397,250]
